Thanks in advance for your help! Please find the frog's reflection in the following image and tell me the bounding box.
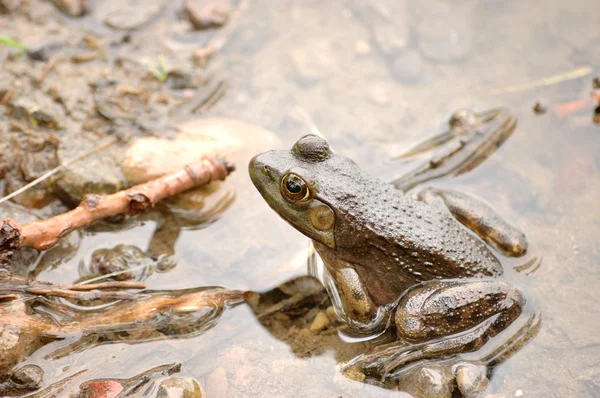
[247,275,540,396]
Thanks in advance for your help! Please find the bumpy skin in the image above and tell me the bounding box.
[249,134,528,379]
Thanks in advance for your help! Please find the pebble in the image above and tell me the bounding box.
[121,118,280,185]
[97,0,166,30]
[309,311,331,333]
[184,0,232,30]
[50,0,87,16]
[156,376,204,398]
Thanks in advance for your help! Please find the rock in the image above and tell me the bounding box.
[47,76,94,122]
[184,0,232,30]
[397,364,454,398]
[54,130,128,206]
[455,363,488,396]
[309,311,330,333]
[97,0,166,30]
[121,118,280,185]
[9,365,44,391]
[156,376,204,398]
[205,367,228,398]
[78,380,124,398]
[0,0,20,13]
[10,91,66,129]
[51,0,88,17]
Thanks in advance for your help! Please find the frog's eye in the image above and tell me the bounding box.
[281,173,310,201]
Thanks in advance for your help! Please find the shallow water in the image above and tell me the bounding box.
[3,0,600,396]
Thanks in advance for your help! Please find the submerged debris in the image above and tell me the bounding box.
[533,101,547,115]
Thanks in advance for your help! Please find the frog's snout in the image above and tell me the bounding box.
[248,152,275,190]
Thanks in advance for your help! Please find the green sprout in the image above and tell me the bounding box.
[150,55,168,82]
[0,34,27,52]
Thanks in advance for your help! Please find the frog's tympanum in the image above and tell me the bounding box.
[249,117,539,394]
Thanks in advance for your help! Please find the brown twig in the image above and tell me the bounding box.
[0,157,234,252]
[553,91,600,119]
[36,56,58,85]
[1,275,147,300]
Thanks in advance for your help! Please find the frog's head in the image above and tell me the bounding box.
[249,134,346,249]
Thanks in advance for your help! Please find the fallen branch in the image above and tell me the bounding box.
[1,275,147,300]
[0,157,234,252]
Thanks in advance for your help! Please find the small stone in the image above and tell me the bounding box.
[455,362,489,396]
[192,45,217,68]
[47,76,94,122]
[205,367,228,398]
[325,306,338,321]
[10,92,66,129]
[0,0,20,13]
[309,311,331,333]
[9,365,44,391]
[51,0,88,17]
[54,130,128,206]
[533,102,547,115]
[121,118,280,185]
[98,0,166,30]
[184,0,232,30]
[78,380,124,398]
[515,390,524,397]
[156,376,204,398]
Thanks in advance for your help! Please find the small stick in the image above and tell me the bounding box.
[489,66,592,95]
[24,287,141,300]
[0,157,234,252]
[68,281,146,291]
[36,56,58,85]
[553,91,600,119]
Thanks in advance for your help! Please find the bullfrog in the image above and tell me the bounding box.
[248,109,539,392]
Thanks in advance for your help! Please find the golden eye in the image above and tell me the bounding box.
[281,174,310,201]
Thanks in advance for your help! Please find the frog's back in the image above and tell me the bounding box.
[328,166,503,283]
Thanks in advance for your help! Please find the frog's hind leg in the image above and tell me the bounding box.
[392,107,517,192]
[343,279,527,379]
[418,187,528,257]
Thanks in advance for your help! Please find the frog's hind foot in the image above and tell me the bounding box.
[392,107,517,192]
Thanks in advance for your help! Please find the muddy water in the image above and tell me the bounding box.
[3,0,600,396]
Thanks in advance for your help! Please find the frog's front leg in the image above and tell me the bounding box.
[344,279,525,378]
[418,187,528,257]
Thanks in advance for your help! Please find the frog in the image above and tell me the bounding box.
[248,108,540,393]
